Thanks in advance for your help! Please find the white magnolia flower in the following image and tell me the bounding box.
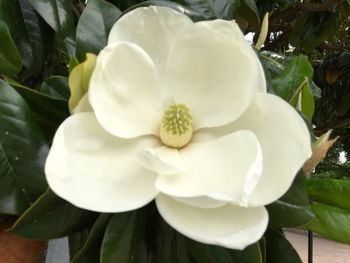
[45,6,312,249]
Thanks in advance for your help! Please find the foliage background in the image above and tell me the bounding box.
[0,0,349,262]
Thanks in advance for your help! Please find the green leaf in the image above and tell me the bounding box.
[17,0,46,73]
[236,0,260,29]
[300,78,315,120]
[71,214,111,263]
[101,207,148,263]
[304,203,350,244]
[28,0,74,38]
[75,0,121,61]
[265,228,302,263]
[267,172,315,228]
[0,20,22,75]
[271,55,313,102]
[69,56,80,74]
[179,0,241,20]
[290,12,339,52]
[259,51,288,93]
[148,205,262,263]
[137,0,240,20]
[69,229,91,260]
[7,81,69,140]
[28,0,76,56]
[0,0,45,72]
[11,190,98,239]
[144,204,192,263]
[229,242,263,263]
[39,76,70,100]
[0,80,48,215]
[307,179,350,211]
[187,240,233,263]
[288,77,315,120]
[259,238,266,263]
[130,0,206,22]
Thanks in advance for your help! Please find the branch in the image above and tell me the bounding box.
[270,0,345,25]
[315,118,350,135]
[298,0,346,12]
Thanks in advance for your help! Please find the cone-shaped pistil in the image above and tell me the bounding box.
[160,104,193,148]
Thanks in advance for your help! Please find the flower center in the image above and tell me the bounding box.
[159,104,193,148]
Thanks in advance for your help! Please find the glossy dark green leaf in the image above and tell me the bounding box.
[39,76,70,100]
[288,76,315,120]
[8,81,69,140]
[145,204,192,263]
[259,238,266,263]
[0,0,46,73]
[236,0,260,29]
[300,79,315,120]
[187,240,233,263]
[229,242,263,263]
[307,179,350,211]
[147,205,261,263]
[134,0,240,20]
[17,0,46,73]
[0,20,22,75]
[267,172,314,228]
[100,0,123,33]
[290,12,339,52]
[75,0,121,61]
[68,56,80,74]
[259,51,288,92]
[0,0,33,70]
[71,214,111,263]
[11,190,98,239]
[69,229,91,260]
[130,0,205,22]
[0,80,48,215]
[179,0,240,20]
[271,55,313,102]
[265,228,302,263]
[101,207,148,263]
[304,203,350,244]
[28,0,74,38]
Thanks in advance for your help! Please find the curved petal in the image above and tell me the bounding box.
[256,57,267,93]
[156,130,263,206]
[71,93,92,114]
[45,112,160,213]
[108,6,192,72]
[156,194,268,250]
[194,94,312,206]
[139,146,186,175]
[89,42,163,138]
[165,20,265,129]
[172,196,226,209]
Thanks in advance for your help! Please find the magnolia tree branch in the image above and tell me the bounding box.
[315,118,350,135]
[298,0,346,12]
[269,0,346,28]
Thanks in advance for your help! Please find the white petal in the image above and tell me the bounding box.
[139,146,187,175]
[256,57,267,93]
[108,6,192,72]
[71,93,92,114]
[45,112,160,213]
[156,130,263,206]
[165,20,264,129]
[194,94,312,206]
[89,42,163,138]
[156,194,268,250]
[172,196,226,209]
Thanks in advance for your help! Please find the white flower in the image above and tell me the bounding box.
[45,6,312,249]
